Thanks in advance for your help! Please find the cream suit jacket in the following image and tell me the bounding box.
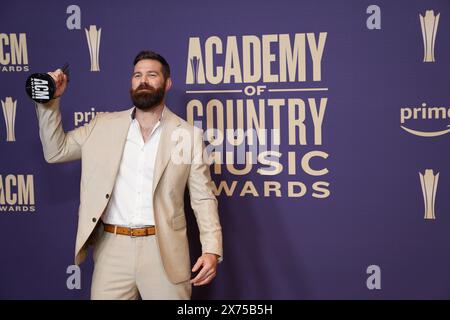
[35,100,223,284]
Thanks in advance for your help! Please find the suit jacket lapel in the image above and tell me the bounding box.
[153,107,181,193]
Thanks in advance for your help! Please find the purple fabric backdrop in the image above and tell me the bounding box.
[0,0,449,299]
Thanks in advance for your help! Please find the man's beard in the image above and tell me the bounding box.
[130,82,166,111]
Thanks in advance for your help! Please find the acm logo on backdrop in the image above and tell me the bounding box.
[0,31,29,141]
[0,37,21,142]
[0,32,36,214]
[0,98,37,215]
[0,32,29,72]
[185,31,330,200]
[0,96,36,214]
[0,99,37,214]
[0,174,35,213]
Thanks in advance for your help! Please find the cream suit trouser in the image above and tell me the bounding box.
[91,231,191,300]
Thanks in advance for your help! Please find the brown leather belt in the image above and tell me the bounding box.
[103,223,156,237]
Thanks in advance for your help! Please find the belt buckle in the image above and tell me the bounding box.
[130,228,137,238]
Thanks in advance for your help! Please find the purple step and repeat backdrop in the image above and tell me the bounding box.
[0,0,449,299]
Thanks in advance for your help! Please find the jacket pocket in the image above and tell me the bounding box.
[172,214,187,230]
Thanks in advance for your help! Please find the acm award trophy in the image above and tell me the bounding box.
[420,10,440,63]
[1,97,17,142]
[419,169,439,220]
[25,63,70,103]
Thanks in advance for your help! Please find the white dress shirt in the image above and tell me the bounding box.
[101,108,163,227]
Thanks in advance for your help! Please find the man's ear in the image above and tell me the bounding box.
[165,77,172,91]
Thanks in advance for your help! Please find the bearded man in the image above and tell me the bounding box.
[35,50,223,300]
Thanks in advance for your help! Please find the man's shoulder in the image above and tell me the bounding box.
[167,107,200,132]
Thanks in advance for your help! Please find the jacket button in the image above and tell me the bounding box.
[105,194,110,199]
[92,217,97,223]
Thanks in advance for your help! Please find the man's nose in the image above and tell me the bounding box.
[140,76,149,84]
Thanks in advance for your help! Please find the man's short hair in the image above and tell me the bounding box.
[133,50,170,79]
